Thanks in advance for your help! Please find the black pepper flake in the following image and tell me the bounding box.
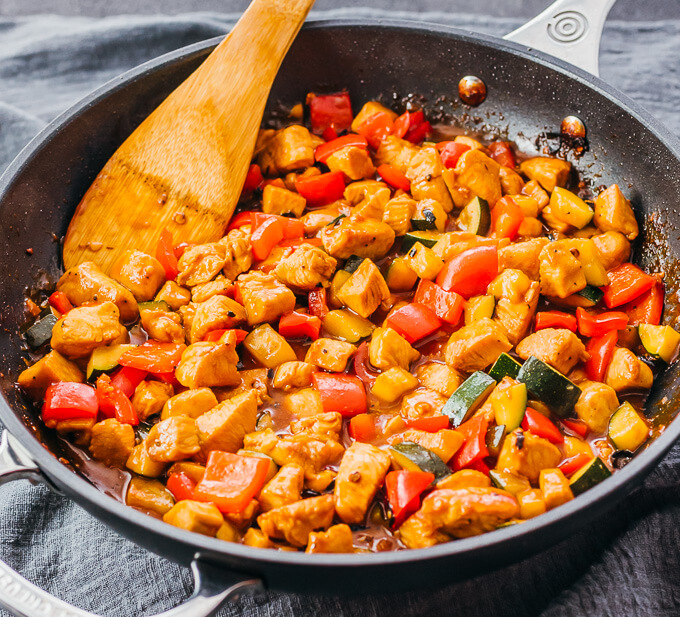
[227,311,235,318]
[516,433,525,449]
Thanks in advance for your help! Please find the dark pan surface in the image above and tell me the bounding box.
[2,21,680,594]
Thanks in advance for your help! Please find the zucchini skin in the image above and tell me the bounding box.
[442,371,496,427]
[25,313,58,349]
[517,356,581,418]
[489,353,522,381]
[569,457,611,495]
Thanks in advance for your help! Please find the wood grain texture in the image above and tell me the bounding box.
[63,0,315,272]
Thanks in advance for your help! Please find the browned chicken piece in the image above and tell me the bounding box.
[237,271,296,325]
[216,368,271,406]
[163,500,223,536]
[498,238,550,280]
[523,179,550,209]
[273,361,316,391]
[189,295,247,344]
[455,149,502,206]
[109,250,166,302]
[574,381,619,433]
[274,244,337,290]
[18,350,84,400]
[351,187,390,220]
[282,387,324,418]
[126,477,175,517]
[258,464,305,512]
[516,328,589,375]
[155,280,191,310]
[539,468,574,510]
[411,175,455,213]
[436,469,491,491]
[374,135,419,173]
[415,362,463,398]
[190,275,233,304]
[305,338,357,372]
[382,193,416,236]
[262,184,306,217]
[369,327,420,370]
[195,389,259,455]
[290,412,343,442]
[242,528,274,548]
[254,127,275,155]
[440,168,471,209]
[258,494,335,547]
[605,347,654,392]
[344,180,389,205]
[336,259,390,318]
[216,520,241,543]
[487,269,540,345]
[223,498,260,530]
[90,418,135,467]
[306,524,354,554]
[126,442,167,478]
[132,380,174,421]
[540,204,572,233]
[400,388,448,419]
[217,228,253,281]
[405,146,444,183]
[55,418,96,448]
[139,305,185,344]
[594,184,639,240]
[175,330,240,388]
[444,318,512,372]
[301,206,344,236]
[327,146,376,180]
[334,442,391,525]
[538,241,586,298]
[592,231,631,271]
[161,387,218,420]
[57,261,138,323]
[321,213,396,260]
[396,429,463,464]
[258,125,315,175]
[499,166,525,195]
[496,429,562,483]
[178,304,196,336]
[519,157,571,192]
[146,416,201,462]
[176,243,226,287]
[517,217,544,237]
[50,302,125,359]
[398,488,519,549]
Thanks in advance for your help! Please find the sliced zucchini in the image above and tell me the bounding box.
[489,353,522,381]
[516,356,581,418]
[457,196,491,235]
[491,382,527,432]
[401,230,443,252]
[328,269,352,308]
[549,187,594,229]
[489,470,531,496]
[386,258,418,292]
[573,240,609,287]
[442,371,496,427]
[464,295,495,325]
[608,401,649,452]
[138,300,171,313]
[639,324,680,363]
[322,309,375,343]
[568,456,611,496]
[411,208,438,231]
[86,344,135,381]
[343,255,365,274]
[389,441,451,482]
[486,424,506,458]
[25,313,58,349]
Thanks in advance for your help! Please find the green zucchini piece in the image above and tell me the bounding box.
[639,324,680,363]
[568,456,611,496]
[343,255,365,274]
[25,313,58,349]
[411,208,438,231]
[86,344,135,382]
[489,470,531,496]
[442,371,496,427]
[389,441,451,482]
[491,382,527,432]
[138,300,171,312]
[401,230,443,252]
[464,295,495,325]
[489,353,522,381]
[322,309,375,343]
[608,401,649,452]
[516,356,581,418]
[577,285,604,305]
[457,196,491,235]
[486,424,506,458]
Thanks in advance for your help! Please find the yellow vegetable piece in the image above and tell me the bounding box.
[464,295,495,325]
[639,324,680,363]
[322,309,376,343]
[386,257,418,292]
[243,324,297,369]
[608,401,649,452]
[403,242,444,280]
[549,187,594,229]
[371,367,419,403]
[328,269,352,309]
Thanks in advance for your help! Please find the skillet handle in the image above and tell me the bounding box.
[0,431,263,617]
[503,0,616,76]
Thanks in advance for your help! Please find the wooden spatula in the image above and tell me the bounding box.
[63,0,315,272]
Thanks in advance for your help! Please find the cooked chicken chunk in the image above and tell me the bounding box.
[487,269,540,345]
[258,494,335,547]
[382,193,416,236]
[273,361,316,391]
[415,363,463,398]
[305,338,357,372]
[444,318,512,372]
[189,295,247,344]
[594,184,639,240]
[217,228,253,281]
[538,241,586,298]
[539,468,574,510]
[498,238,549,280]
[90,419,135,467]
[146,416,201,462]
[605,347,654,392]
[499,166,525,195]
[411,176,455,212]
[258,125,315,175]
[195,389,259,455]
[496,429,562,483]
[126,477,175,516]
[190,275,233,304]
[306,524,354,554]
[237,271,296,325]
[519,157,571,192]
[592,231,631,271]
[344,179,389,205]
[436,469,491,491]
[155,280,191,310]
[351,187,390,220]
[574,381,619,433]
[163,500,223,537]
[374,135,418,173]
[369,327,420,370]
[274,244,337,290]
[289,412,343,442]
[321,214,395,260]
[282,387,324,418]
[327,146,376,180]
[131,380,173,421]
[18,350,84,400]
[336,258,390,318]
[301,206,344,235]
[258,464,304,512]
[516,328,588,375]
[175,330,240,388]
[162,387,218,420]
[400,388,448,419]
[176,243,226,287]
[109,250,165,302]
[455,149,502,206]
[262,184,306,217]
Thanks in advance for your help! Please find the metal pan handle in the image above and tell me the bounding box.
[0,431,263,617]
[504,0,617,76]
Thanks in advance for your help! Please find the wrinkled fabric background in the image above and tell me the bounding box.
[1,9,680,617]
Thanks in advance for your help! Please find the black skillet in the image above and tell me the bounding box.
[2,1,680,615]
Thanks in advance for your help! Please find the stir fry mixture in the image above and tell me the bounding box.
[17,92,680,553]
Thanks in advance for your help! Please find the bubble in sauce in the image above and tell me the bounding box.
[458,76,487,106]
[560,115,586,139]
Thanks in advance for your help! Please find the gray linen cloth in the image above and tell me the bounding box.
[1,10,680,617]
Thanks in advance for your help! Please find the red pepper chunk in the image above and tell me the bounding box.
[562,418,588,438]
[194,451,270,513]
[228,210,256,231]
[452,415,489,471]
[166,471,197,502]
[96,374,139,426]
[559,452,593,477]
[414,279,464,325]
[602,263,656,308]
[43,382,98,424]
[521,407,563,444]
[385,470,435,528]
[437,141,470,169]
[584,330,618,382]
[111,366,148,399]
[377,164,411,192]
[48,291,73,316]
[202,329,248,344]
[312,372,367,418]
[348,413,377,442]
[315,134,368,164]
[404,120,432,144]
[487,141,516,168]
[295,171,346,208]
[355,112,394,149]
[436,245,499,299]
[118,342,186,374]
[279,311,321,340]
[250,216,284,261]
[575,307,628,338]
[250,212,304,239]
[625,281,664,325]
[491,196,524,240]
[535,311,577,333]
[391,111,411,139]
[385,303,442,344]
[156,228,179,281]
[241,163,263,195]
[404,416,450,432]
[308,288,329,319]
[308,92,353,135]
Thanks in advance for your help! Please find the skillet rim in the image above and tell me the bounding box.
[2,17,680,573]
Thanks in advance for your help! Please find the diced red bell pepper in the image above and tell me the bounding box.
[414,279,464,325]
[576,307,629,338]
[173,242,194,260]
[279,311,321,340]
[348,413,377,442]
[467,459,491,476]
[166,471,197,502]
[156,228,179,280]
[295,171,346,208]
[407,110,425,127]
[241,163,263,196]
[151,371,182,389]
[385,469,435,528]
[250,212,304,239]
[385,303,442,344]
[312,372,367,418]
[521,407,563,444]
[95,374,139,426]
[228,210,256,231]
[584,330,618,382]
[48,291,73,315]
[602,263,656,308]
[491,196,524,240]
[487,141,516,168]
[404,120,432,144]
[535,311,577,333]
[250,216,284,261]
[308,288,329,318]
[437,141,470,169]
[194,451,271,513]
[110,366,148,399]
[436,245,498,298]
[353,341,378,387]
[42,382,98,423]
[559,452,593,477]
[625,281,664,326]
[452,415,489,471]
[377,164,411,192]
[562,418,588,438]
[202,328,248,343]
[308,92,353,135]
[322,126,338,141]
[404,416,450,432]
[315,134,368,164]
[355,112,394,149]
[392,111,411,139]
[118,342,186,374]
